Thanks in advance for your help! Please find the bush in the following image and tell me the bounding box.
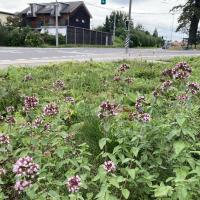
[25,31,44,47]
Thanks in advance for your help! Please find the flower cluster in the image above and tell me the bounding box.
[66,175,81,193]
[130,112,151,123]
[0,167,6,176]
[98,101,119,118]
[53,80,65,90]
[43,103,59,116]
[24,96,39,111]
[103,160,116,173]
[162,62,192,80]
[14,180,32,193]
[23,74,33,82]
[160,80,173,92]
[13,156,39,178]
[118,64,130,73]
[0,133,10,145]
[135,96,145,113]
[44,123,51,131]
[65,97,76,104]
[113,75,121,82]
[177,93,189,101]
[6,116,16,125]
[125,77,134,84]
[6,106,15,113]
[32,117,43,128]
[187,82,200,95]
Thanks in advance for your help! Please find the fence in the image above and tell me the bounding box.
[41,26,113,46]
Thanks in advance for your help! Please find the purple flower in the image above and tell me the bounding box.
[103,161,116,173]
[113,75,121,81]
[118,64,130,73]
[14,180,32,193]
[13,156,39,178]
[23,74,33,82]
[24,96,39,111]
[125,77,133,84]
[44,123,51,131]
[0,134,10,145]
[66,175,81,193]
[160,80,172,92]
[32,117,43,128]
[98,101,119,118]
[139,113,151,123]
[6,106,15,113]
[53,80,65,90]
[43,103,59,116]
[177,94,189,101]
[187,82,200,95]
[65,97,76,104]
[135,96,145,113]
[6,116,16,125]
[0,167,6,176]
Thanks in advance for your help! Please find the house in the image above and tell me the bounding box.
[20,1,92,29]
[0,11,15,25]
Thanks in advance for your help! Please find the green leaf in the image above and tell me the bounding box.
[174,141,186,156]
[127,169,136,180]
[121,189,130,199]
[176,115,186,127]
[55,148,64,159]
[48,190,60,199]
[99,138,110,150]
[154,183,173,197]
[109,177,120,188]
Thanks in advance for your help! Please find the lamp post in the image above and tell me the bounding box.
[55,0,59,47]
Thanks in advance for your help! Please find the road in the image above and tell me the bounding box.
[1,47,200,68]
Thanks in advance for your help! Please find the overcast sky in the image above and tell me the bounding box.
[0,0,187,40]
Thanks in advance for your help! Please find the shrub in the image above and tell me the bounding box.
[25,32,44,47]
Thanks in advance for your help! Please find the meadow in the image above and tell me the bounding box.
[0,57,200,200]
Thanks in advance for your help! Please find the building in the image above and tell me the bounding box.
[0,11,15,25]
[21,1,92,29]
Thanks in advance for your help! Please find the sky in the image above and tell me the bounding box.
[0,0,187,41]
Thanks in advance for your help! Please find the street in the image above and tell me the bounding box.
[1,47,200,68]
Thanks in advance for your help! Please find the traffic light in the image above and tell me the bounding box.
[101,0,106,5]
[125,20,129,31]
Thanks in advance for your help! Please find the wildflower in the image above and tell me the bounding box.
[0,133,10,145]
[177,94,189,101]
[125,77,133,84]
[24,96,39,111]
[103,161,116,173]
[138,113,151,123]
[98,101,119,118]
[14,180,32,193]
[6,116,16,125]
[113,75,121,81]
[53,80,65,90]
[13,156,39,178]
[0,167,6,176]
[65,97,75,104]
[187,82,200,95]
[118,64,130,72]
[44,123,51,131]
[32,117,43,128]
[43,103,59,116]
[6,106,15,113]
[160,80,172,92]
[23,74,33,82]
[66,175,81,193]
[153,89,159,97]
[135,96,145,113]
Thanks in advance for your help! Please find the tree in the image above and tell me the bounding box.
[153,28,158,37]
[6,15,22,27]
[172,0,200,46]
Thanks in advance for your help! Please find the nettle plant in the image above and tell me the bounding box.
[0,62,200,200]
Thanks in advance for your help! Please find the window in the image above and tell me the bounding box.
[82,19,85,24]
[75,18,79,22]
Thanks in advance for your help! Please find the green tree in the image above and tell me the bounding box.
[172,0,200,46]
[153,28,158,37]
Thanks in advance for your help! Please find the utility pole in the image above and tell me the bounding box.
[55,0,59,47]
[170,12,175,42]
[125,0,133,54]
[113,11,116,42]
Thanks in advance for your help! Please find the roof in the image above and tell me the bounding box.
[21,1,92,18]
[0,11,15,16]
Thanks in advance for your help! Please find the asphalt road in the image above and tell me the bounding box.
[1,47,200,68]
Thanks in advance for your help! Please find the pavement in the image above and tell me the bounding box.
[1,47,200,68]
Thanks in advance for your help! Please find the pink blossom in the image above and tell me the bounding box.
[177,94,189,101]
[13,156,39,178]
[187,82,200,95]
[44,123,51,131]
[23,74,33,82]
[139,113,151,123]
[24,96,39,111]
[6,106,15,113]
[0,167,6,176]
[113,75,121,81]
[103,160,116,173]
[6,116,16,125]
[118,64,130,72]
[135,96,145,113]
[43,103,59,116]
[32,117,43,128]
[160,80,172,92]
[125,77,133,84]
[66,175,81,193]
[53,80,65,90]
[65,97,76,104]
[0,133,10,145]
[14,180,32,193]
[98,101,119,118]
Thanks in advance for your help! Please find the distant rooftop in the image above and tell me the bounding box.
[0,11,15,16]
